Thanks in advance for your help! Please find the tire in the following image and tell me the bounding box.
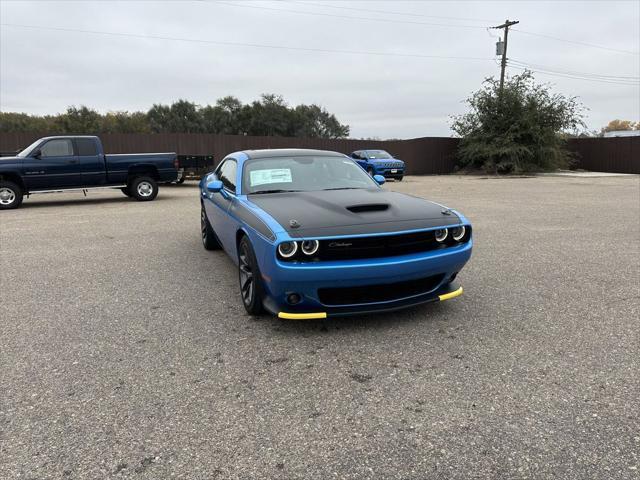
[176,177,185,185]
[238,235,264,315]
[129,176,158,201]
[120,187,132,197]
[0,180,23,210]
[201,204,221,250]
[397,176,404,181]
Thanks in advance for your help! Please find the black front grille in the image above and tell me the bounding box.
[318,274,445,306]
[318,229,457,261]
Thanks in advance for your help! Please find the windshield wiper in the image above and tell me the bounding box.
[322,187,359,191]
[251,189,300,195]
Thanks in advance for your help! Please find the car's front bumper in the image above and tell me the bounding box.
[372,165,405,177]
[272,282,463,319]
[259,240,472,318]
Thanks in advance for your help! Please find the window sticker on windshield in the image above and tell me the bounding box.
[250,168,293,186]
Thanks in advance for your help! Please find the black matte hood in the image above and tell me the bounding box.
[248,188,461,238]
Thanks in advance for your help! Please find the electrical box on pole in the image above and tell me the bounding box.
[491,20,519,93]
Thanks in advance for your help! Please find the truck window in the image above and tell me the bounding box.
[218,159,237,192]
[76,138,98,156]
[41,139,73,157]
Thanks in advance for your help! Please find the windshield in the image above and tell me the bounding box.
[16,139,43,158]
[365,150,392,159]
[243,156,378,194]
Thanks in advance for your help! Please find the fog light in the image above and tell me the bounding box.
[278,241,298,258]
[287,293,302,305]
[301,239,320,255]
[451,226,466,241]
[435,228,448,242]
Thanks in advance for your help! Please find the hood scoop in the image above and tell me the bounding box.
[346,203,389,213]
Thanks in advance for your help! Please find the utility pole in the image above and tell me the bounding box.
[492,19,519,93]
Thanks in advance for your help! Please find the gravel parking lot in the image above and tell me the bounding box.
[1,175,639,479]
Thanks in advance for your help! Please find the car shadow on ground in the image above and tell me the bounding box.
[19,195,177,210]
[255,301,450,336]
[163,181,200,188]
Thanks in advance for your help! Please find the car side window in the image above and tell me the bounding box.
[217,159,237,193]
[41,139,74,157]
[76,139,98,156]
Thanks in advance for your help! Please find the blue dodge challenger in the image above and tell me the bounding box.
[199,149,472,319]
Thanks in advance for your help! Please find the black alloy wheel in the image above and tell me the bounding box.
[238,236,264,315]
[201,204,221,250]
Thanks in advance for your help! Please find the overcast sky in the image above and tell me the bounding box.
[1,0,638,138]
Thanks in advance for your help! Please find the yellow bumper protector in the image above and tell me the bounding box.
[278,312,327,320]
[438,286,463,302]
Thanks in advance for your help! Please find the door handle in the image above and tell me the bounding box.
[67,159,78,164]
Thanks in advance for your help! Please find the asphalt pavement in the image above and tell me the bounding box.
[1,175,638,479]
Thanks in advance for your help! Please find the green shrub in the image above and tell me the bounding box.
[451,71,585,173]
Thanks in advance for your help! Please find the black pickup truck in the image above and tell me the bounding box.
[0,135,179,209]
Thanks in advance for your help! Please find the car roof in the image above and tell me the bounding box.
[243,148,345,159]
[40,135,99,141]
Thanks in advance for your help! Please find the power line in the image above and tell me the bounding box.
[214,1,491,30]
[248,2,638,58]
[512,28,639,56]
[509,59,640,81]
[0,23,494,62]
[506,64,639,86]
[286,0,497,24]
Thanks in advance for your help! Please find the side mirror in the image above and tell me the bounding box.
[373,174,386,185]
[32,150,41,159]
[206,180,223,193]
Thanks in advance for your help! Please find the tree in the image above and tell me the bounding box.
[601,119,639,134]
[293,104,350,138]
[0,112,57,133]
[451,71,585,173]
[167,99,204,133]
[101,111,150,133]
[202,96,243,134]
[55,106,102,134]
[245,94,294,136]
[0,96,350,138]
[147,100,203,133]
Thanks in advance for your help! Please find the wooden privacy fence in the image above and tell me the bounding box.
[566,137,639,174]
[0,132,458,175]
[0,132,637,174]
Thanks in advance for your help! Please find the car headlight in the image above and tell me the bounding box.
[435,228,448,242]
[301,240,320,256]
[451,226,466,241]
[278,241,298,258]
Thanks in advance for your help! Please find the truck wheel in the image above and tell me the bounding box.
[120,187,132,197]
[201,204,221,250]
[238,235,264,315]
[130,176,158,201]
[0,181,23,210]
